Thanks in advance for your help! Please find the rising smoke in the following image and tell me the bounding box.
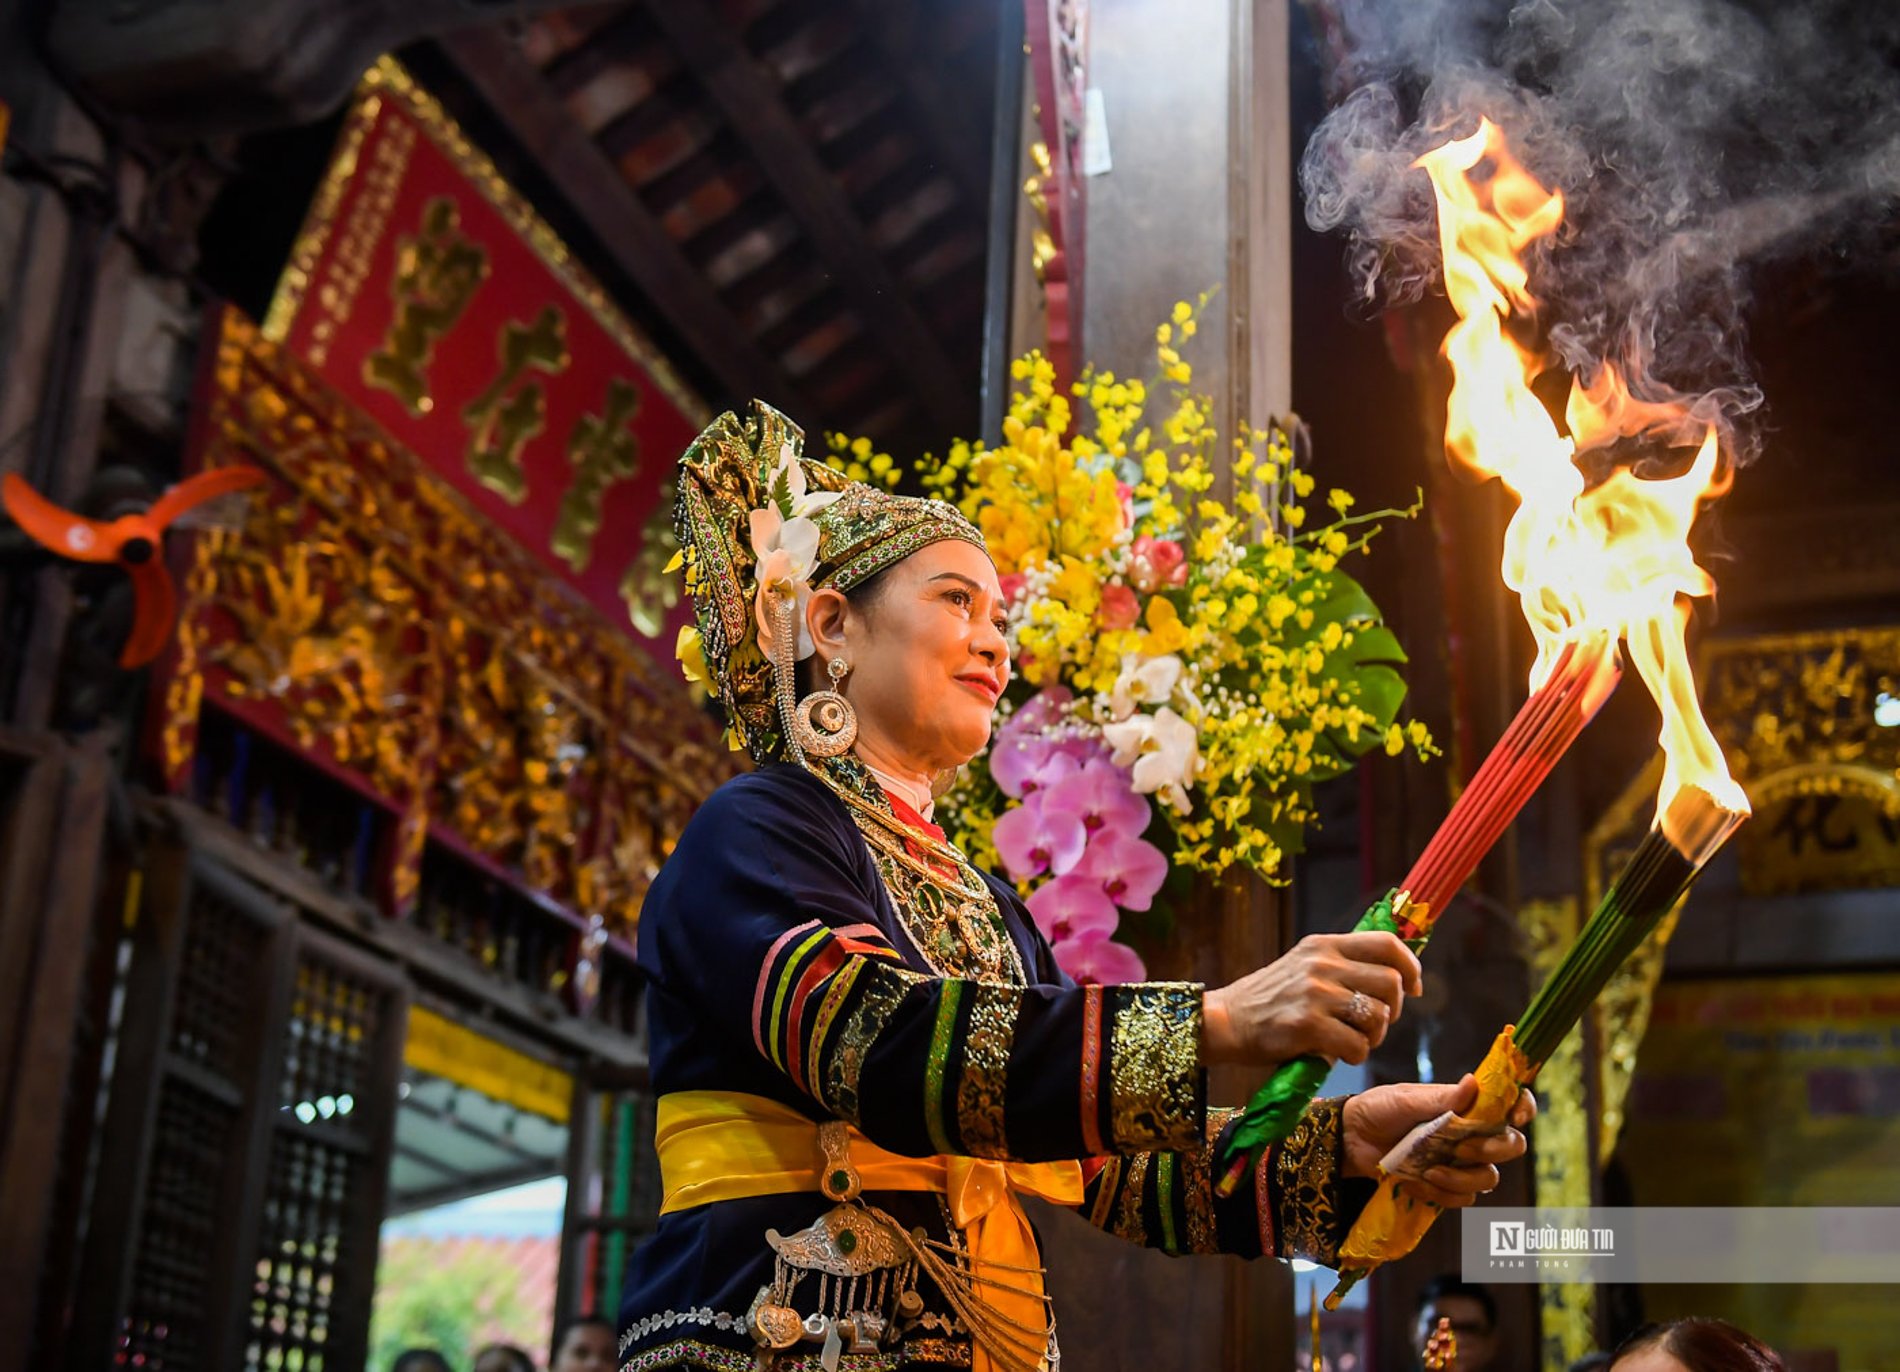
[1299,0,1900,463]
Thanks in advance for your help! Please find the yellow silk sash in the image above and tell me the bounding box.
[655,1090,1084,1371]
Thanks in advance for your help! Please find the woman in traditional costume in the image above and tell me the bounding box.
[618,404,1532,1372]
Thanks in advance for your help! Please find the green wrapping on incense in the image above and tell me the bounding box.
[1215,889,1430,1195]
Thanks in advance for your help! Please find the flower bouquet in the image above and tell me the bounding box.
[827,300,1433,981]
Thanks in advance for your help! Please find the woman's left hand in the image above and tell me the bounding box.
[1340,1074,1537,1209]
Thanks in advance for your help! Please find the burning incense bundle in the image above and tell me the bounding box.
[1323,782,1748,1305]
[1222,111,1747,1203]
[1216,633,1620,1196]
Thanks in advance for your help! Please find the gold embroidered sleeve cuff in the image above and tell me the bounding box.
[1099,982,1206,1154]
[1269,1095,1360,1267]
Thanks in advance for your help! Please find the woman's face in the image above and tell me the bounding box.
[808,540,1011,775]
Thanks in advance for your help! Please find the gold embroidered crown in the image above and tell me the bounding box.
[674,401,985,762]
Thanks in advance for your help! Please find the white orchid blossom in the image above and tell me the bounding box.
[750,443,845,661]
[774,441,846,520]
[1101,705,1200,814]
[1107,652,1184,722]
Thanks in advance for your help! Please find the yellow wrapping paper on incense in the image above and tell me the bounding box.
[1331,1028,1538,1296]
[655,1090,1084,1371]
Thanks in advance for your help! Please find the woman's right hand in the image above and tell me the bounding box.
[1201,932,1423,1067]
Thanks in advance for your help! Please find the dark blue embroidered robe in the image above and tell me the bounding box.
[617,765,1363,1371]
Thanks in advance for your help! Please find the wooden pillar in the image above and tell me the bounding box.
[1081,0,1292,449]
[1034,2,1300,1365]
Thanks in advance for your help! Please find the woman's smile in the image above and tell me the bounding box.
[956,672,1002,704]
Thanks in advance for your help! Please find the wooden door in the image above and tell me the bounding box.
[69,832,408,1371]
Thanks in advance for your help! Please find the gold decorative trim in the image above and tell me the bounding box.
[1274,1096,1346,1266]
[265,55,708,426]
[264,89,379,343]
[172,310,734,926]
[1104,984,1204,1153]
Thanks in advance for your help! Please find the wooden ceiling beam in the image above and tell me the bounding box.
[840,0,992,212]
[541,6,664,97]
[594,70,701,161]
[439,27,809,416]
[640,129,742,211]
[642,0,973,433]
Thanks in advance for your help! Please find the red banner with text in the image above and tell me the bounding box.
[264,56,705,646]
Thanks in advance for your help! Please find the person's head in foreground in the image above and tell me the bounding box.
[391,1352,452,1372]
[1414,1274,1499,1371]
[1611,1318,1786,1372]
[550,1316,614,1372]
[471,1343,534,1372]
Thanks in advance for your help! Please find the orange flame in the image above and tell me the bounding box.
[1416,117,1749,830]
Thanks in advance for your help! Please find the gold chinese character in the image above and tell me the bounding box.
[619,476,681,637]
[463,305,568,503]
[364,196,489,415]
[552,378,642,572]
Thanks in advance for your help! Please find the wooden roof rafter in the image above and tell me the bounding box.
[639,0,974,433]
[438,25,810,415]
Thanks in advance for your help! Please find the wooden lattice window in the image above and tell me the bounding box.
[71,837,407,1371]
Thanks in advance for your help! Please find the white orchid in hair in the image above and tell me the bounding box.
[750,441,845,660]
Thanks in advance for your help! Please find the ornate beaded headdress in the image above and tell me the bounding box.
[674,400,986,764]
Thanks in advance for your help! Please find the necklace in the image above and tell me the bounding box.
[815,769,1023,982]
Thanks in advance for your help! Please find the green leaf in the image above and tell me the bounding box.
[1341,624,1407,668]
[1303,570,1381,629]
[1349,663,1408,729]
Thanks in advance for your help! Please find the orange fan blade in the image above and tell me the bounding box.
[146,465,266,530]
[2,473,122,563]
[120,558,179,668]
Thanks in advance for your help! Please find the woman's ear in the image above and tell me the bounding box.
[806,586,852,662]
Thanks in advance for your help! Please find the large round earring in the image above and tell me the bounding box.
[793,656,858,758]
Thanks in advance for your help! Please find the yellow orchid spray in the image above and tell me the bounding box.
[814,299,1434,976]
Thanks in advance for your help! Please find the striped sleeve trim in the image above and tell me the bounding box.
[1078,984,1106,1156]
[923,981,965,1155]
[805,957,867,1098]
[751,920,821,1058]
[765,926,832,1069]
[781,940,849,1084]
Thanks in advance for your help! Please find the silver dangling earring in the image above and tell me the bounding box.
[793,656,858,758]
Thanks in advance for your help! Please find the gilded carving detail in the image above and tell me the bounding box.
[266,57,706,425]
[169,311,731,930]
[621,475,683,638]
[1702,627,1900,785]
